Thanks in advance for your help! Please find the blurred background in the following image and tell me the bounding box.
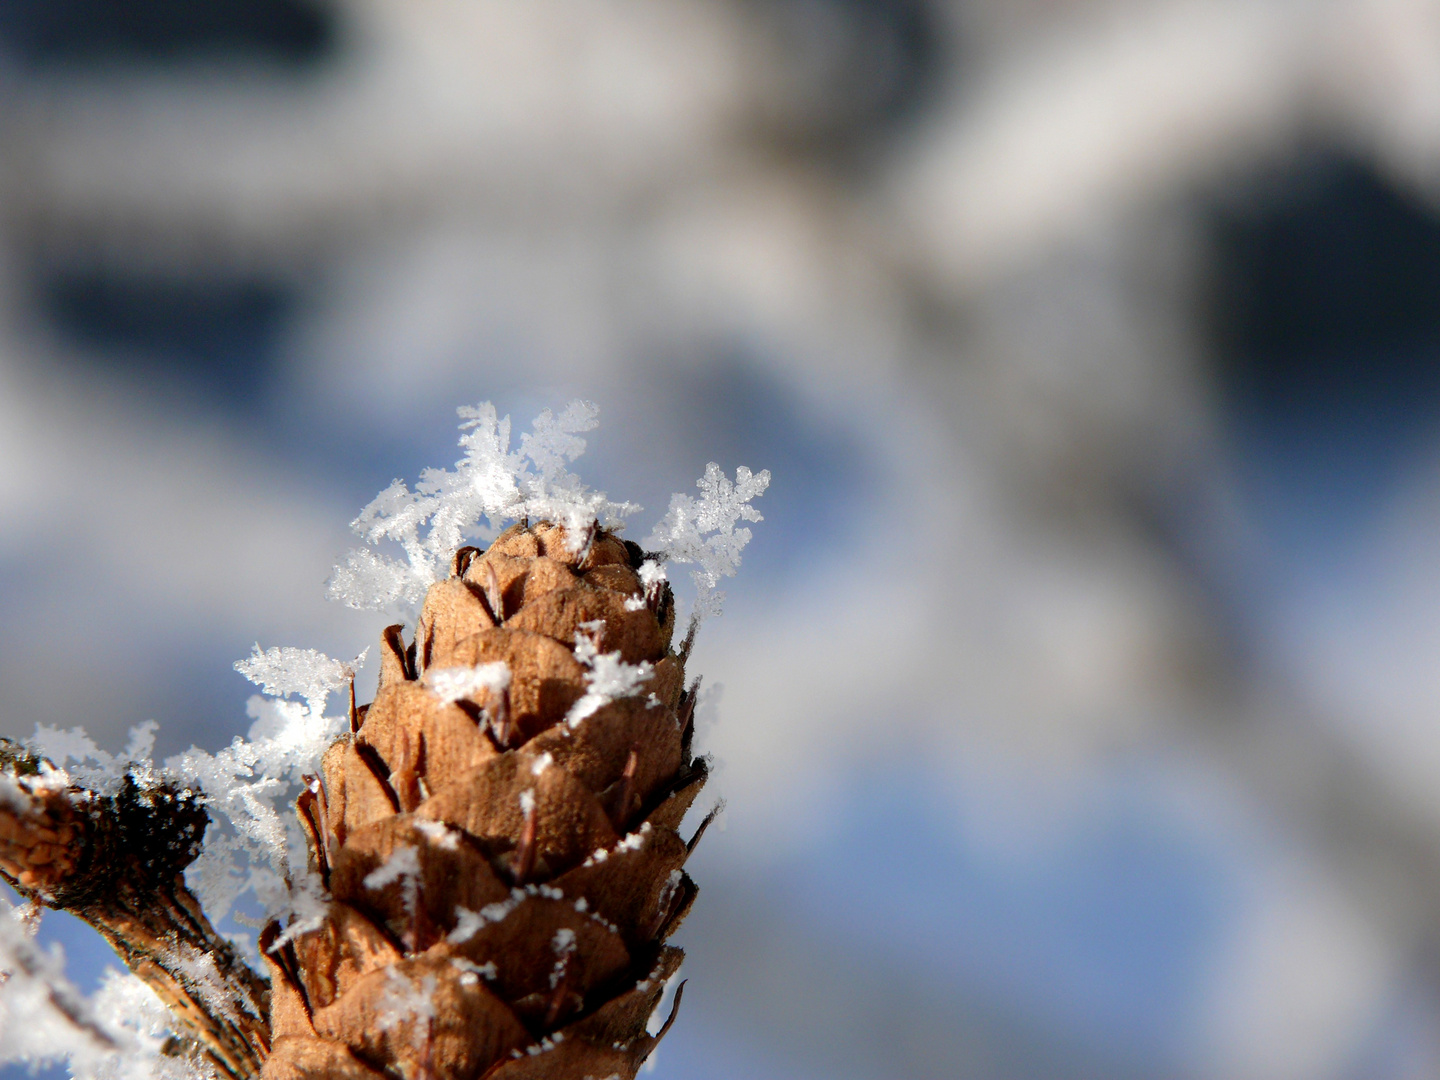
[4,0,1440,1076]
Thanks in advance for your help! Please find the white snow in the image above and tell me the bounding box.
[364,846,422,917]
[449,957,498,986]
[29,724,157,794]
[608,825,653,860]
[549,928,577,988]
[449,892,523,943]
[565,624,655,729]
[166,942,261,1026]
[0,896,206,1080]
[375,967,438,1032]
[233,645,361,719]
[169,681,346,936]
[447,908,486,945]
[645,462,769,621]
[327,401,640,616]
[411,819,460,850]
[423,661,511,705]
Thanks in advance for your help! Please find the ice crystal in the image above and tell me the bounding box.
[646,462,770,620]
[565,623,655,728]
[0,898,204,1080]
[169,647,354,934]
[423,661,511,705]
[234,646,362,719]
[412,818,461,850]
[450,957,498,986]
[449,891,526,944]
[328,399,765,623]
[549,928,577,988]
[327,401,639,616]
[29,722,159,795]
[375,968,438,1032]
[364,846,422,918]
[166,943,258,1027]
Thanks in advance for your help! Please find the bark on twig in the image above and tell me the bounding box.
[0,739,270,1078]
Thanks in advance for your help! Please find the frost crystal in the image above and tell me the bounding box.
[376,968,438,1032]
[565,624,655,728]
[412,819,460,850]
[169,647,356,936]
[29,723,159,794]
[234,646,361,718]
[646,462,770,620]
[450,957,497,986]
[364,846,422,919]
[327,401,639,616]
[449,890,526,943]
[549,928,577,988]
[424,661,511,704]
[167,943,258,1026]
[0,897,202,1080]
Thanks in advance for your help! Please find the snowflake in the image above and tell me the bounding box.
[423,661,511,705]
[565,623,655,728]
[375,968,437,1033]
[327,401,639,617]
[646,462,770,621]
[233,646,362,719]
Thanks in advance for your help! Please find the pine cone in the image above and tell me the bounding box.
[262,521,708,1080]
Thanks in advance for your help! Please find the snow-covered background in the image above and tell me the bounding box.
[5,0,1440,1075]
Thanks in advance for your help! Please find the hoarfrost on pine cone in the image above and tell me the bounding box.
[3,399,765,1077]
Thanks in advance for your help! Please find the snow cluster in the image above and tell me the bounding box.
[32,646,362,951]
[233,646,362,720]
[142,647,357,949]
[448,883,569,945]
[31,722,158,795]
[645,461,770,621]
[326,401,766,623]
[565,623,655,729]
[327,401,640,616]
[548,928,577,988]
[424,661,511,705]
[375,967,437,1033]
[412,818,461,850]
[364,846,422,920]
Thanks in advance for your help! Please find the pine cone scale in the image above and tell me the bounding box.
[263,1036,389,1080]
[291,903,405,1011]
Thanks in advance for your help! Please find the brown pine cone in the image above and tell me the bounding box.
[262,521,709,1080]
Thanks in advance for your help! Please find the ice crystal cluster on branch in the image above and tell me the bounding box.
[0,400,766,1080]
